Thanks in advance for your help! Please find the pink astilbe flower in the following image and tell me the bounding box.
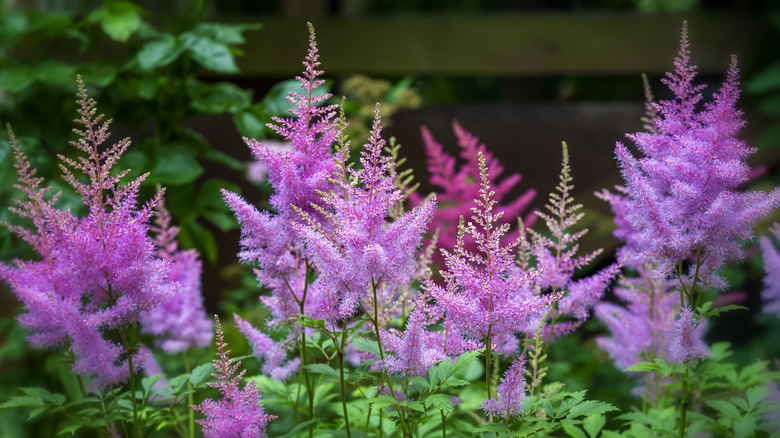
[481,354,527,417]
[670,306,710,363]
[429,151,559,347]
[233,314,300,380]
[524,143,620,338]
[0,78,175,390]
[409,121,536,267]
[295,105,437,319]
[141,199,212,352]
[613,23,780,284]
[383,307,446,376]
[759,223,780,316]
[192,316,275,438]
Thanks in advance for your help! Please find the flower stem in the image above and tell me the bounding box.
[338,318,352,438]
[679,360,690,438]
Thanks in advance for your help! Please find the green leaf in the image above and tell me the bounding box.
[706,400,741,419]
[733,414,758,438]
[142,374,164,393]
[57,423,85,435]
[408,376,430,392]
[583,413,606,438]
[0,395,44,409]
[234,111,266,139]
[150,145,204,185]
[370,394,399,410]
[746,385,769,410]
[21,387,66,406]
[182,34,238,74]
[191,82,252,114]
[137,36,184,70]
[34,60,77,89]
[304,363,339,378]
[625,361,661,373]
[191,22,262,45]
[262,79,331,116]
[203,150,245,171]
[352,338,380,356]
[566,400,619,419]
[403,400,425,412]
[90,1,144,42]
[0,65,34,92]
[562,421,588,438]
[424,393,454,414]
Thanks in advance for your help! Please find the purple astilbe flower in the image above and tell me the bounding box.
[429,151,559,348]
[383,307,446,376]
[408,121,536,267]
[192,316,275,438]
[759,223,780,316]
[613,23,780,284]
[595,271,689,370]
[295,105,436,320]
[670,306,710,363]
[244,23,338,220]
[141,199,212,352]
[523,143,619,339]
[233,314,300,380]
[0,79,175,390]
[481,354,527,417]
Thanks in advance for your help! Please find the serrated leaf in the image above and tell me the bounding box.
[475,422,511,433]
[566,400,619,419]
[352,338,380,356]
[0,395,44,409]
[189,363,213,387]
[404,400,425,412]
[733,414,758,438]
[441,378,470,389]
[182,34,238,74]
[625,361,661,373]
[408,376,430,392]
[91,1,144,42]
[583,413,606,438]
[150,146,204,185]
[142,374,164,393]
[57,423,84,435]
[706,400,741,419]
[746,385,769,410]
[424,393,454,413]
[370,395,399,410]
[21,387,66,406]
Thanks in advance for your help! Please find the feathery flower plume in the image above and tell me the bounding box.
[481,354,528,417]
[233,314,300,380]
[383,307,446,376]
[409,121,536,266]
[759,223,780,316]
[0,78,175,390]
[429,151,558,347]
[670,307,710,363]
[192,316,275,438]
[612,22,780,284]
[141,198,212,352]
[295,105,436,320]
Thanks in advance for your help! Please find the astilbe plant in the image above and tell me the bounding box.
[140,198,212,353]
[408,120,536,267]
[759,222,780,316]
[427,151,559,400]
[0,77,175,391]
[191,315,275,438]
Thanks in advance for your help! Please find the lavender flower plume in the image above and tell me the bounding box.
[759,223,780,316]
[429,151,558,346]
[233,314,300,380]
[613,23,780,283]
[0,78,175,390]
[245,22,339,220]
[295,105,436,319]
[525,143,619,338]
[408,121,537,266]
[670,306,710,363]
[383,307,446,376]
[191,315,275,438]
[481,354,527,417]
[140,198,212,352]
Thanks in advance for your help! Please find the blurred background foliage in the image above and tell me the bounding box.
[1,0,779,436]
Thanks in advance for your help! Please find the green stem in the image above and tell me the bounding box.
[679,360,690,438]
[116,325,142,437]
[485,326,494,400]
[440,410,447,438]
[182,352,195,438]
[338,318,352,438]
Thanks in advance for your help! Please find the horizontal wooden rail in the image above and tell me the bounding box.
[232,13,765,77]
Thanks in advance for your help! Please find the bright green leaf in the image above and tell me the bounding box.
[566,400,619,419]
[304,363,340,378]
[191,22,262,45]
[583,413,606,438]
[92,1,144,42]
[182,34,238,74]
[562,421,588,438]
[137,36,184,70]
[424,393,454,414]
[151,146,204,186]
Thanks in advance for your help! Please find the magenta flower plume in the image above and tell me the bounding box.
[670,307,710,363]
[295,105,437,319]
[429,151,559,347]
[233,314,300,380]
[481,354,527,417]
[192,316,275,438]
[409,120,536,266]
[141,199,212,352]
[383,307,446,376]
[0,78,175,390]
[613,23,780,283]
[244,22,338,220]
[759,223,780,316]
